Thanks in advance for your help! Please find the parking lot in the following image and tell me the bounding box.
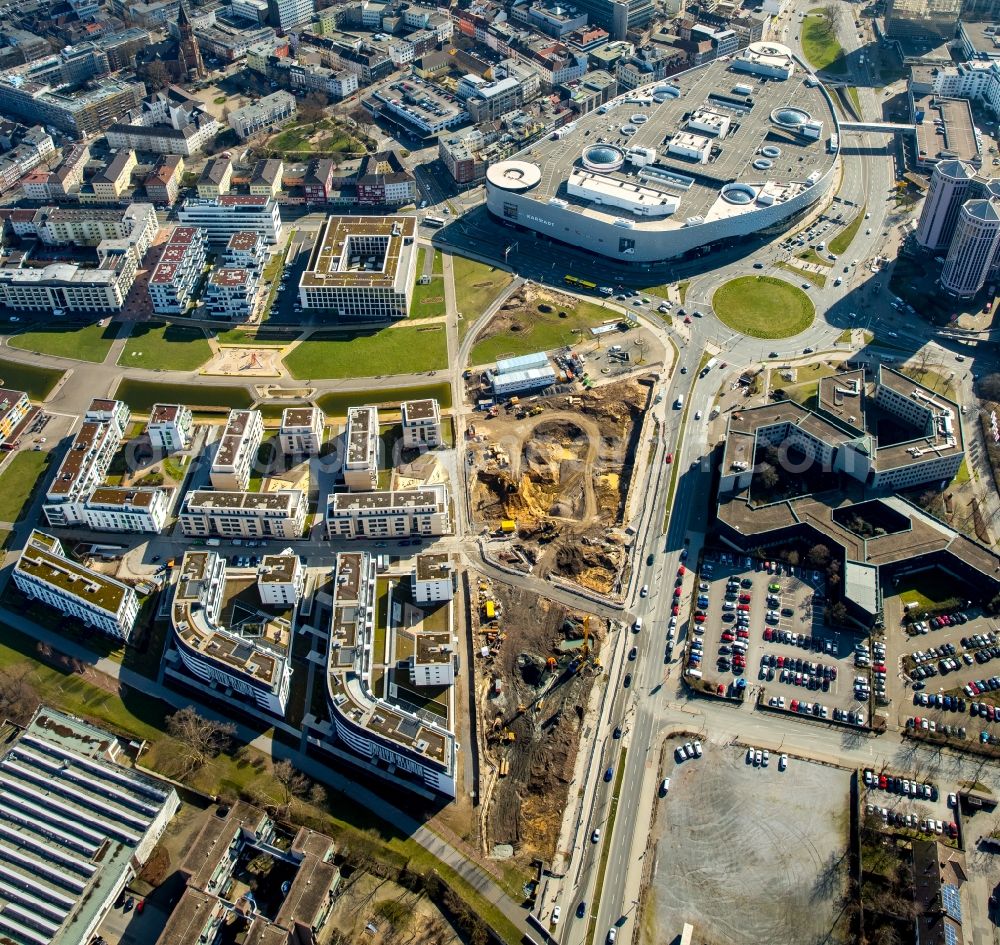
[861,767,958,843]
[644,739,851,945]
[689,554,867,722]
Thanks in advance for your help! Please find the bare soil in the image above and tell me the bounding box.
[470,377,652,593]
[475,575,607,866]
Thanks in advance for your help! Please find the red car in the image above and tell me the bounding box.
[776,656,785,667]
[672,604,679,616]
[683,316,692,324]
[717,684,725,695]
[737,604,750,612]
[674,587,682,598]
[763,628,773,641]
[736,629,749,639]
[721,632,734,642]
[677,565,686,577]
[666,452,673,464]
[738,594,751,603]
[694,614,706,623]
[790,699,799,711]
[879,774,887,789]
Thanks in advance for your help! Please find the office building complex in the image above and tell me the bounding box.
[941,197,1000,297]
[267,0,314,28]
[485,46,838,262]
[0,707,179,945]
[317,552,457,796]
[344,405,380,491]
[211,409,264,490]
[885,0,960,41]
[180,489,307,539]
[401,398,442,449]
[177,196,283,245]
[299,215,417,319]
[14,530,140,639]
[326,484,451,539]
[915,159,976,252]
[171,550,294,715]
[146,403,194,452]
[148,225,207,314]
[280,406,325,455]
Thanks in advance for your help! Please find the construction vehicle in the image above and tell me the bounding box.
[546,656,558,673]
[528,404,545,416]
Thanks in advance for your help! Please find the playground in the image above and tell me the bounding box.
[203,346,285,377]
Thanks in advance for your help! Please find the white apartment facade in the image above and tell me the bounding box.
[401,398,442,448]
[229,91,297,139]
[344,405,379,490]
[257,552,304,607]
[202,265,261,321]
[148,225,207,314]
[412,552,454,603]
[80,486,172,533]
[325,484,451,539]
[14,530,140,639]
[279,406,324,455]
[177,196,283,246]
[180,489,307,539]
[211,409,264,490]
[147,403,194,453]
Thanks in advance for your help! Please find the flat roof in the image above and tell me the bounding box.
[328,485,446,513]
[258,553,299,583]
[492,53,837,228]
[913,94,980,165]
[281,406,322,429]
[301,215,416,289]
[401,398,438,422]
[415,552,450,582]
[47,421,116,498]
[346,406,378,469]
[212,409,260,471]
[184,489,302,513]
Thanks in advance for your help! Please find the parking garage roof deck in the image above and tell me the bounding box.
[301,216,415,289]
[504,56,837,227]
[913,93,980,165]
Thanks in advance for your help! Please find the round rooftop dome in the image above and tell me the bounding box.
[630,114,648,124]
[761,145,782,158]
[721,182,759,205]
[753,158,774,170]
[771,106,811,129]
[582,144,625,172]
[485,160,542,192]
[747,40,793,58]
[621,124,637,136]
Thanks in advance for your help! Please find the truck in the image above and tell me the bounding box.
[700,357,718,377]
[206,538,221,547]
[674,394,685,409]
[599,286,614,296]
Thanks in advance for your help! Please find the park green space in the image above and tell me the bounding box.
[283,325,448,380]
[114,378,253,413]
[469,293,613,365]
[802,9,847,74]
[213,326,300,346]
[713,276,815,338]
[778,261,827,288]
[10,321,119,363]
[829,207,866,256]
[119,322,213,371]
[451,255,513,321]
[0,451,50,523]
[316,382,453,417]
[410,249,447,320]
[0,358,64,400]
[267,119,362,156]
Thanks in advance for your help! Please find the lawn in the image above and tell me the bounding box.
[410,249,447,320]
[830,207,867,256]
[451,255,514,321]
[114,378,253,413]
[9,321,119,363]
[846,86,861,114]
[893,570,958,611]
[469,292,613,365]
[267,120,363,156]
[712,277,815,338]
[778,261,828,289]
[802,9,847,74]
[213,327,300,346]
[0,450,50,522]
[797,247,833,268]
[0,358,64,400]
[316,382,453,417]
[283,326,448,380]
[119,322,213,372]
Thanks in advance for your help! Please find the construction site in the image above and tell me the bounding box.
[474,574,609,866]
[469,376,654,594]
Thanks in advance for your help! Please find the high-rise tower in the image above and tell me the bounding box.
[941,197,1000,298]
[915,159,975,252]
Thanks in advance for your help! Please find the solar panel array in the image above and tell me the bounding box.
[944,922,958,945]
[942,884,962,923]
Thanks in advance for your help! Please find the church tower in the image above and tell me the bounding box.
[177,3,207,81]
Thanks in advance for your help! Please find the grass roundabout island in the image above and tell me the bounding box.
[712,276,815,339]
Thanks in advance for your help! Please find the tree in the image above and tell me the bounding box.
[808,544,831,567]
[141,60,172,92]
[347,105,374,141]
[980,373,1000,402]
[820,3,838,31]
[299,91,330,124]
[166,706,236,775]
[0,666,38,726]
[273,759,310,813]
[754,461,779,490]
[308,782,328,807]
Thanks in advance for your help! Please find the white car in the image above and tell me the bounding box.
[762,749,770,767]
[683,742,693,758]
[754,749,762,766]
[747,748,754,764]
[640,584,649,597]
[948,792,957,808]
[694,410,702,420]
[551,907,561,926]
[778,753,788,771]
[592,828,601,843]
[607,929,617,944]
[693,740,703,758]
[660,778,670,794]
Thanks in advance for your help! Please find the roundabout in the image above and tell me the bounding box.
[711,276,816,339]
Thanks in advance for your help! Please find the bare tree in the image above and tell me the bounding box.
[166,706,236,775]
[272,759,311,813]
[0,666,38,726]
[808,543,831,567]
[979,373,1000,402]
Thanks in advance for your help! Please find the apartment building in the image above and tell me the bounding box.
[298,215,417,320]
[0,73,145,136]
[197,157,233,198]
[43,398,129,525]
[279,406,324,455]
[303,159,335,205]
[202,265,261,321]
[179,489,307,539]
[14,530,140,639]
[317,551,457,796]
[222,230,267,274]
[249,158,283,197]
[177,196,283,245]
[106,97,220,157]
[211,408,264,490]
[34,203,158,257]
[92,149,137,200]
[344,405,379,490]
[325,484,451,539]
[148,225,207,314]
[228,90,296,140]
[144,154,185,206]
[147,403,194,453]
[50,143,90,197]
[258,551,304,607]
[412,552,454,604]
[356,150,418,207]
[171,550,293,715]
[0,388,31,449]
[401,398,441,449]
[80,486,172,533]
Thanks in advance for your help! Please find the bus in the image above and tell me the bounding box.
[422,216,445,228]
[564,274,597,290]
